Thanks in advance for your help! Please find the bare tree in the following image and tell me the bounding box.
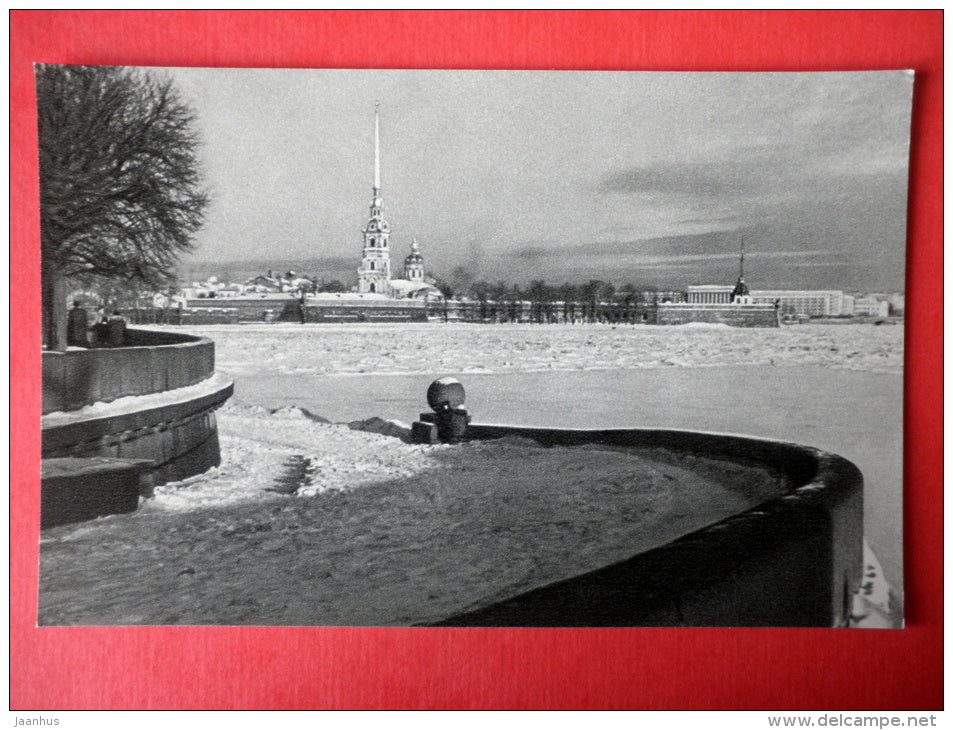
[469,280,492,302]
[37,64,208,349]
[447,266,475,297]
[431,275,454,300]
[319,279,348,293]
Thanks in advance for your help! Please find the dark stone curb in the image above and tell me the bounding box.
[425,424,862,627]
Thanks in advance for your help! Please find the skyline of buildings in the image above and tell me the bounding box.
[179,266,902,318]
[166,69,912,293]
[174,99,906,309]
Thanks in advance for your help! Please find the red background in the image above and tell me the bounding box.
[10,10,943,710]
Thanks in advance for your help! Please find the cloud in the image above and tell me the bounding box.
[512,247,843,269]
[599,157,776,199]
[516,242,840,263]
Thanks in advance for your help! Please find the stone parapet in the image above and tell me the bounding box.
[42,376,233,490]
[41,457,155,529]
[41,328,232,525]
[42,329,215,414]
[428,424,862,627]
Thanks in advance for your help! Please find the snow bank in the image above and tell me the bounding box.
[144,403,442,512]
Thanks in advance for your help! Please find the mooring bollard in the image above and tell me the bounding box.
[412,377,471,444]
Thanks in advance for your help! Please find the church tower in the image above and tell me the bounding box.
[358,103,392,295]
[404,237,425,281]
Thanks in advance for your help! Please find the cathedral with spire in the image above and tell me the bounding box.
[357,103,441,300]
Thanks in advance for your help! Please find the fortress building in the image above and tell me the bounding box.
[357,104,441,301]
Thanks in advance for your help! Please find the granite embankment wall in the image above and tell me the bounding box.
[654,304,780,327]
[654,303,780,327]
[42,329,215,414]
[430,425,863,628]
[41,330,232,525]
[290,300,429,323]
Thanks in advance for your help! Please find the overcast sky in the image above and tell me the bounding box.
[166,68,913,292]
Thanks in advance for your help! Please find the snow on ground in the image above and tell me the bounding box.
[41,421,788,625]
[42,397,892,626]
[145,401,900,627]
[152,322,903,379]
[146,403,437,512]
[42,372,233,427]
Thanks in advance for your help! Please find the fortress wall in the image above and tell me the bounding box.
[655,303,780,327]
[431,425,863,627]
[185,297,292,322]
[181,297,431,323]
[298,302,428,323]
[42,330,215,414]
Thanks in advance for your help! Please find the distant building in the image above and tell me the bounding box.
[658,242,779,327]
[687,242,756,304]
[851,295,890,318]
[183,275,242,299]
[356,104,392,296]
[687,237,857,318]
[686,285,734,304]
[687,285,892,319]
[640,291,686,304]
[887,292,905,315]
[355,104,441,301]
[841,294,855,316]
[243,274,284,293]
[403,238,425,282]
[749,290,846,318]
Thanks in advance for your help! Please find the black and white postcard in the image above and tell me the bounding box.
[38,67,911,628]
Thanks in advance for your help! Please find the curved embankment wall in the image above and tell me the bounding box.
[428,425,863,628]
[41,330,233,505]
[42,329,216,414]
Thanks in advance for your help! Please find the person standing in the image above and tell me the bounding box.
[66,301,90,347]
[90,306,108,347]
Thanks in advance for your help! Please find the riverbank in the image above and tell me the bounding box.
[38,402,893,627]
[40,408,788,625]
[162,321,905,602]
[41,321,903,625]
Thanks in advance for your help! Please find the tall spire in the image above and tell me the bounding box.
[374,101,381,193]
[731,235,750,301]
[359,102,391,295]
